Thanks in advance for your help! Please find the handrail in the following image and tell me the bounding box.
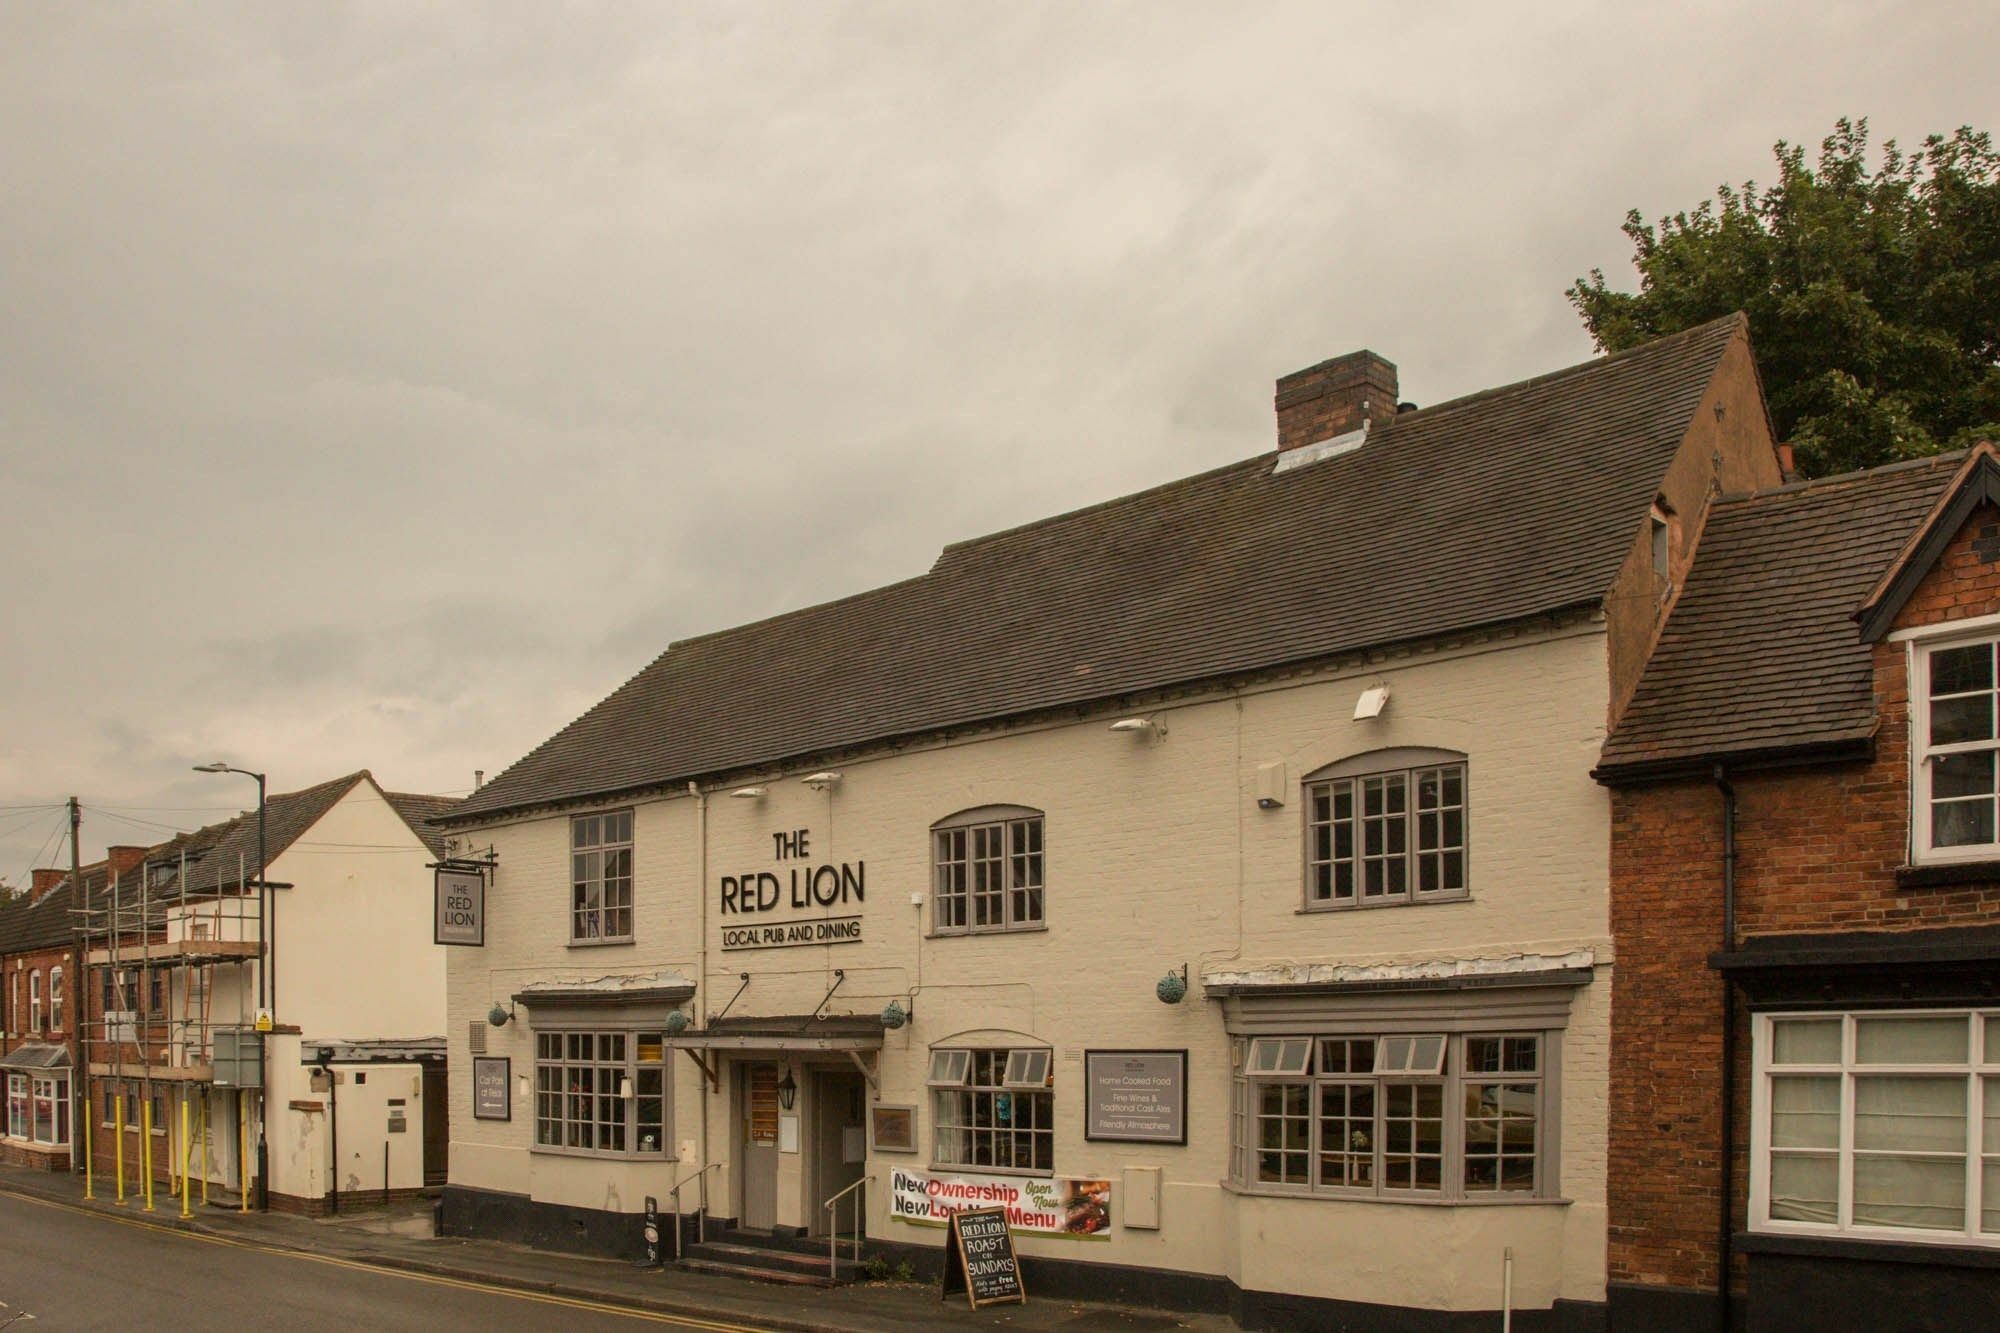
[667,1162,724,1260]
[822,1174,870,1273]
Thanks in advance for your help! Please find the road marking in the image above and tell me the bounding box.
[0,1188,770,1331]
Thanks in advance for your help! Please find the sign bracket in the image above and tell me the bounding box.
[681,1047,721,1092]
[843,1049,878,1092]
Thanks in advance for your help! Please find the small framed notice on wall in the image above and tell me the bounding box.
[473,1056,511,1121]
[869,1103,917,1153]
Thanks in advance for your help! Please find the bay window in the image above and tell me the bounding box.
[1754,1009,2000,1244]
[6,1072,69,1147]
[1231,1031,1548,1199]
[533,1028,669,1157]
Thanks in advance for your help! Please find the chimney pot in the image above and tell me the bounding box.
[1275,351,1399,452]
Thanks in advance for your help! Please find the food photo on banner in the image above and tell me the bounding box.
[889,1167,1112,1239]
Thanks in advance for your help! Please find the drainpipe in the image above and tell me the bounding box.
[687,781,710,1242]
[1714,763,1737,1332]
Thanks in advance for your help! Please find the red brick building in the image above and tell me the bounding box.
[1597,445,2000,1330]
[0,846,151,1171]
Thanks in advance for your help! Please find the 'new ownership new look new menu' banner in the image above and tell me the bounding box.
[888,1167,1111,1239]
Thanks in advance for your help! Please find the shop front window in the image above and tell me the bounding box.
[929,1046,1054,1172]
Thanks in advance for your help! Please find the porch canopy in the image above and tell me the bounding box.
[0,1043,71,1072]
[667,1014,886,1052]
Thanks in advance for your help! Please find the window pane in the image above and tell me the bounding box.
[1317,1083,1375,1188]
[1853,1156,1966,1231]
[1769,1153,1838,1225]
[1933,796,1997,848]
[1770,1076,1840,1149]
[1772,1018,1842,1065]
[1854,1076,1966,1153]
[1934,748,1997,799]
[1931,644,1994,697]
[1931,694,1995,746]
[1855,1016,1968,1065]
[1985,1161,2000,1235]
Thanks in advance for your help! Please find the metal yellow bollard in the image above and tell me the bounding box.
[238,1091,249,1213]
[142,1098,154,1211]
[180,1097,192,1219]
[114,1092,126,1204]
[82,1091,94,1200]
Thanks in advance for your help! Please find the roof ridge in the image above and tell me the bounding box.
[1386,312,1744,428]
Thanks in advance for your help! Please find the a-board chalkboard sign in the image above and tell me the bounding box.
[940,1206,1026,1309]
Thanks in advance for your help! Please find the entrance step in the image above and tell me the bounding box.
[680,1236,857,1287]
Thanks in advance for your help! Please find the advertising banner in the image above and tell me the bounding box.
[888,1166,1111,1239]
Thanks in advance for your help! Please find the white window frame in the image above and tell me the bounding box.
[569,810,635,944]
[28,971,41,1035]
[5,1074,25,1139]
[1750,1009,2000,1248]
[49,966,62,1034]
[1908,632,2000,865]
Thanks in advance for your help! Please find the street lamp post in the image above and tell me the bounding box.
[193,763,268,1213]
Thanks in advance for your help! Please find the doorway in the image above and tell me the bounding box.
[811,1069,867,1239]
[422,1066,448,1187]
[737,1062,780,1231]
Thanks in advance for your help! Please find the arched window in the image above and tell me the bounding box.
[49,966,62,1033]
[1303,748,1468,909]
[930,806,1044,935]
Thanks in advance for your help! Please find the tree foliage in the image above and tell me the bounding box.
[1570,119,2000,477]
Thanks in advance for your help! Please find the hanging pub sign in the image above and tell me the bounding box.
[434,867,485,946]
[941,1206,1025,1309]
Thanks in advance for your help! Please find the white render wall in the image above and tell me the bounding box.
[447,621,1614,1313]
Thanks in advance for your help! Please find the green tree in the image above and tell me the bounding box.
[1570,118,2000,477]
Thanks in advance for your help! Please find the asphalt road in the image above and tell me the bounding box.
[0,1189,767,1332]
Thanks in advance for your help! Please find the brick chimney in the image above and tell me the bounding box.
[29,869,65,904]
[1275,350,1399,452]
[105,846,151,881]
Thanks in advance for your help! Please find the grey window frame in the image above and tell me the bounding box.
[930,806,1045,936]
[1230,1031,1551,1202]
[569,809,635,944]
[928,1044,1055,1175]
[1303,748,1468,910]
[531,1026,671,1160]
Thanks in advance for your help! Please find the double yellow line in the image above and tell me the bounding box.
[0,1187,772,1331]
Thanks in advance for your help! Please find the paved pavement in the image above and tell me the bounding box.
[0,1169,1225,1332]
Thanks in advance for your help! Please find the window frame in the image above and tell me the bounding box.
[530,1026,671,1160]
[1230,1030,1552,1202]
[1910,634,2000,865]
[28,970,41,1034]
[568,809,635,945]
[1302,749,1469,911]
[1750,1008,2000,1248]
[49,965,62,1034]
[928,1044,1055,1175]
[930,806,1046,937]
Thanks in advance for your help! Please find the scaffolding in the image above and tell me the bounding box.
[72,854,264,1207]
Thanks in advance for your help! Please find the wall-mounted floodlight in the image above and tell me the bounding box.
[801,772,842,790]
[1109,717,1164,737]
[1353,685,1391,721]
[729,786,767,800]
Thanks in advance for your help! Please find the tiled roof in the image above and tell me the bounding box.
[382,791,463,858]
[450,316,1748,823]
[1597,453,1963,776]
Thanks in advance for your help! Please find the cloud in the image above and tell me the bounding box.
[3,0,1994,875]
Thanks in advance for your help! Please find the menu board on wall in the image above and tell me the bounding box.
[1084,1050,1187,1143]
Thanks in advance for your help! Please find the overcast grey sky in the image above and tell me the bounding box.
[2,2,1992,875]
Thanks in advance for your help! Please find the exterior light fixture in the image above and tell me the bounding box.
[1109,717,1153,734]
[729,786,767,799]
[487,1003,514,1027]
[801,772,842,790]
[663,1009,690,1034]
[1156,966,1188,1005]
[776,1069,798,1110]
[1353,684,1391,720]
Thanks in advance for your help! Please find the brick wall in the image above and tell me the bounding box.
[1607,502,2000,1300]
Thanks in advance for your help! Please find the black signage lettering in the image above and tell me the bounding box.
[719,876,739,913]
[941,1207,1024,1309]
[755,872,780,911]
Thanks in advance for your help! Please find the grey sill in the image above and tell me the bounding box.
[1297,893,1472,916]
[924,926,1051,941]
[1218,1178,1569,1206]
[929,1162,1047,1178]
[566,937,636,949]
[530,1145,672,1163]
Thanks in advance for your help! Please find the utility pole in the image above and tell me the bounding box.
[68,797,82,1174]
